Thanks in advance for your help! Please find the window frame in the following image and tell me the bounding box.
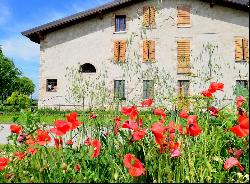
[114,80,125,99]
[115,15,127,33]
[46,79,58,92]
[178,80,190,97]
[143,80,154,99]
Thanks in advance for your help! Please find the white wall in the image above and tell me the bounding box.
[38,0,249,109]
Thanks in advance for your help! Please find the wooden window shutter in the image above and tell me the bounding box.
[149,40,156,62]
[235,38,243,61]
[177,40,190,74]
[119,40,127,63]
[143,40,149,62]
[243,38,249,61]
[149,7,156,26]
[177,6,190,26]
[114,41,119,63]
[143,6,150,27]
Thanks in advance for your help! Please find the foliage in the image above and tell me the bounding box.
[0,50,21,103]
[15,77,35,96]
[0,50,35,104]
[6,92,30,111]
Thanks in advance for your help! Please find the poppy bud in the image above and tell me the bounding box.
[17,133,27,143]
[61,163,67,170]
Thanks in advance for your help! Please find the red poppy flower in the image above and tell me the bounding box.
[76,164,80,173]
[234,149,243,159]
[50,120,71,136]
[208,106,219,117]
[26,147,37,155]
[187,115,198,125]
[171,149,181,158]
[150,122,167,145]
[66,112,81,130]
[123,154,145,177]
[132,128,147,141]
[121,121,139,131]
[238,114,249,130]
[25,136,36,146]
[114,117,122,136]
[141,98,153,107]
[166,121,176,134]
[0,158,9,171]
[178,125,184,135]
[84,137,91,146]
[84,138,101,158]
[36,129,51,146]
[66,139,74,145]
[153,108,166,119]
[236,96,245,108]
[230,125,248,138]
[209,82,224,93]
[10,124,22,134]
[14,152,26,160]
[54,138,63,149]
[179,110,189,119]
[121,106,138,120]
[186,122,202,137]
[224,157,244,171]
[201,90,213,98]
[90,113,97,119]
[90,139,101,158]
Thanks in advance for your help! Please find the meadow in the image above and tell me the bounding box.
[0,82,249,183]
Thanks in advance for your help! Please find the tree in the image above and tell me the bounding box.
[0,49,21,103]
[15,77,35,96]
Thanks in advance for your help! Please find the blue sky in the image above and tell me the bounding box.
[0,0,111,99]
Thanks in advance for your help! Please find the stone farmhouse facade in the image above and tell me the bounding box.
[22,0,249,110]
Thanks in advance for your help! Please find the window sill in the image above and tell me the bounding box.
[235,60,248,62]
[113,31,127,34]
[177,25,192,28]
[143,26,157,30]
[46,91,57,93]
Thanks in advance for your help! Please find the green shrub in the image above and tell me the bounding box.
[7,92,30,111]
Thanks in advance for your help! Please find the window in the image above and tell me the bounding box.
[177,5,191,27]
[114,40,126,63]
[236,80,249,89]
[46,79,57,92]
[235,37,249,62]
[114,80,125,99]
[115,15,126,32]
[177,39,191,74]
[143,40,155,62]
[178,80,190,97]
[143,6,156,27]
[80,63,96,73]
[143,80,154,99]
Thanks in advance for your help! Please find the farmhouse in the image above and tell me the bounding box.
[22,0,249,109]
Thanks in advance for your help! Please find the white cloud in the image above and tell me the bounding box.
[1,36,39,62]
[0,2,11,25]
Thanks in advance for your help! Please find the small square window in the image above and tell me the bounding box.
[143,80,154,99]
[178,80,190,97]
[115,15,126,32]
[236,80,249,89]
[46,79,57,92]
[114,80,125,99]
